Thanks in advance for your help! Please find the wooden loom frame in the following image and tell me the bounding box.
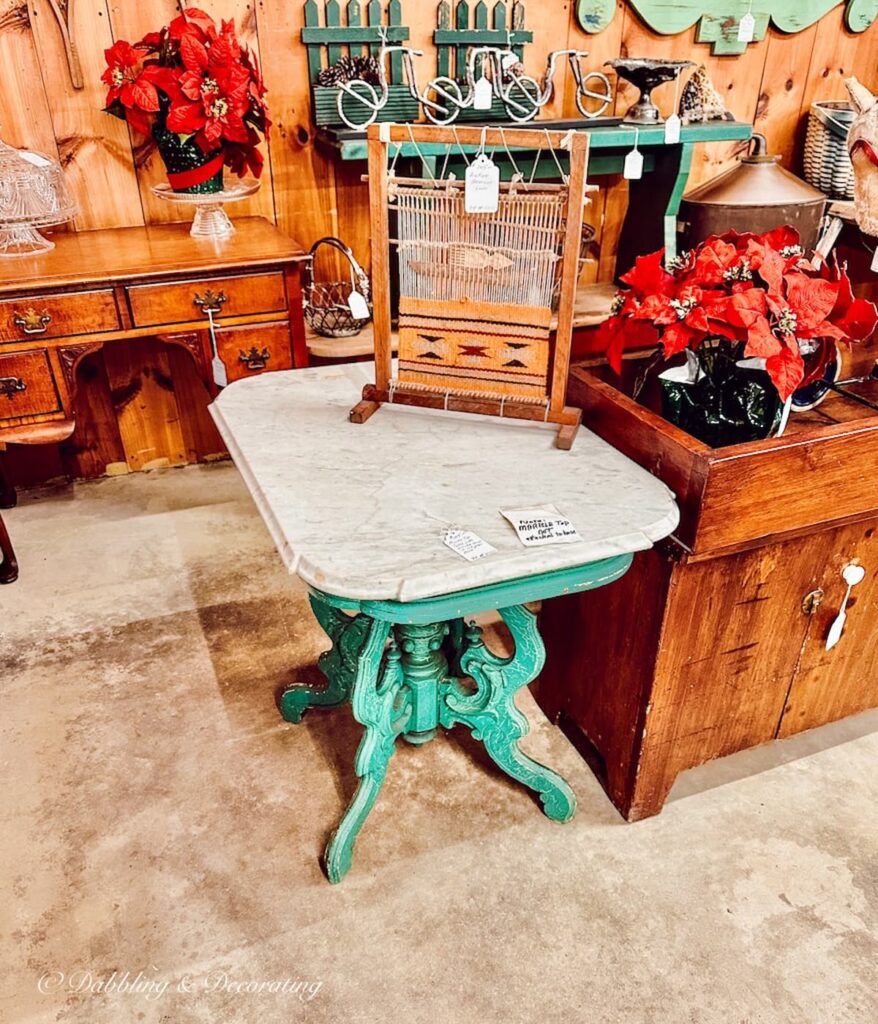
[350,123,590,450]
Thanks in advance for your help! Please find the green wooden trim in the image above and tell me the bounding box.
[326,0,342,66]
[300,25,409,43]
[304,0,323,80]
[576,1,878,55]
[433,28,532,44]
[308,553,633,624]
[664,141,694,254]
[318,120,752,162]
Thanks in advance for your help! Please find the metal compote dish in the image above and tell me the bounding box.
[605,58,695,124]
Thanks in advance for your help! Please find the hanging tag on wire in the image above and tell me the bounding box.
[623,129,643,179]
[474,75,492,110]
[205,308,228,388]
[348,290,369,319]
[664,74,682,143]
[870,246,878,273]
[465,152,500,213]
[738,1,755,43]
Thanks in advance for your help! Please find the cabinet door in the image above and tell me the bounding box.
[779,520,878,738]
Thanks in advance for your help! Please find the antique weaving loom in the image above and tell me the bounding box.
[350,124,590,449]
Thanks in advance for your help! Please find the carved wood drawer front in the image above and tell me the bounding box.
[0,350,62,421]
[215,322,293,384]
[127,272,287,328]
[0,289,120,342]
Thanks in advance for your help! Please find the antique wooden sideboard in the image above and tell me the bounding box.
[534,357,878,821]
[0,218,308,499]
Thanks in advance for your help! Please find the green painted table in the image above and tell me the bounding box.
[316,118,753,272]
[210,363,678,882]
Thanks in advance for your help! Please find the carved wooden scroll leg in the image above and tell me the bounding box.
[324,623,410,884]
[442,611,577,822]
[279,593,368,722]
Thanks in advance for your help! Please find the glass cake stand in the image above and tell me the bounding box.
[151,180,260,241]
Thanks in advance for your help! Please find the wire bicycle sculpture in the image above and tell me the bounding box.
[332,35,613,129]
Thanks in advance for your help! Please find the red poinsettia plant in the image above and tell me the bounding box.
[102,7,269,179]
[598,227,878,400]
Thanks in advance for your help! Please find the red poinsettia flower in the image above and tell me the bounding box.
[102,41,180,135]
[598,228,878,403]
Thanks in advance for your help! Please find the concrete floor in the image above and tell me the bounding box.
[2,463,876,1024]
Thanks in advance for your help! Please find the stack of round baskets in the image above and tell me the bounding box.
[302,236,372,338]
[803,101,856,201]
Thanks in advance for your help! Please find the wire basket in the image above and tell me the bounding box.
[302,236,371,338]
[803,101,855,200]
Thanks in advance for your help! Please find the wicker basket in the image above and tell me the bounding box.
[803,101,856,200]
[302,236,371,338]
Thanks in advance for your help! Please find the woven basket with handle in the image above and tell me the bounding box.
[302,236,372,338]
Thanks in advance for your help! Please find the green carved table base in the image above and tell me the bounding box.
[279,555,632,883]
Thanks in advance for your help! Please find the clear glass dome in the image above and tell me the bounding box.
[0,139,78,257]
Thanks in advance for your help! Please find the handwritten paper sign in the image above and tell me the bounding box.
[500,505,582,547]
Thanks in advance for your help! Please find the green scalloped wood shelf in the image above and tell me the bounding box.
[576,1,878,55]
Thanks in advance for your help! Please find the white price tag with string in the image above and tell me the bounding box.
[205,308,228,387]
[738,6,755,43]
[665,73,683,142]
[624,128,643,179]
[871,246,878,273]
[443,528,496,561]
[474,76,493,110]
[465,152,500,213]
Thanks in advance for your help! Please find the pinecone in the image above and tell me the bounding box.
[316,54,382,87]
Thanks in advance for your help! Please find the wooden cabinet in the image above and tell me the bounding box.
[534,362,878,821]
[0,219,308,457]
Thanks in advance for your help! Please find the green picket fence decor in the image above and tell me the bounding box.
[303,0,418,127]
[435,0,533,122]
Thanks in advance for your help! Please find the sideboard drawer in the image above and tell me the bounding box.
[0,350,62,421]
[127,272,287,328]
[216,322,293,383]
[0,289,120,342]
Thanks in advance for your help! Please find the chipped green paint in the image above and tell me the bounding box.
[280,555,632,882]
[576,1,878,55]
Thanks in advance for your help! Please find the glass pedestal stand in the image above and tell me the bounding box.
[151,180,260,241]
[0,222,59,257]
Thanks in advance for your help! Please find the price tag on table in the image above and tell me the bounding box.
[623,148,643,179]
[500,505,582,547]
[465,153,500,213]
[348,290,369,319]
[443,528,496,561]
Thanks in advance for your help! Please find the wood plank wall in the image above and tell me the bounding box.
[3,0,878,487]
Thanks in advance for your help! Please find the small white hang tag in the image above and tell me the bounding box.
[212,354,228,387]
[348,290,369,319]
[501,51,519,70]
[465,153,500,213]
[443,528,496,561]
[664,113,681,144]
[623,147,643,180]
[500,505,582,547]
[871,246,878,273]
[473,76,493,110]
[738,12,755,42]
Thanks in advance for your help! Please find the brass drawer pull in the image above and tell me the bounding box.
[13,308,51,335]
[193,289,227,315]
[239,346,271,372]
[0,376,27,400]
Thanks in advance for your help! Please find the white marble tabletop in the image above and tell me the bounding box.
[210,363,678,602]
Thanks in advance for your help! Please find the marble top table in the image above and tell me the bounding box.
[210,362,678,602]
[210,363,679,883]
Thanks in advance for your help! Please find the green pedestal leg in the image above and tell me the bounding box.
[324,624,412,883]
[441,606,576,822]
